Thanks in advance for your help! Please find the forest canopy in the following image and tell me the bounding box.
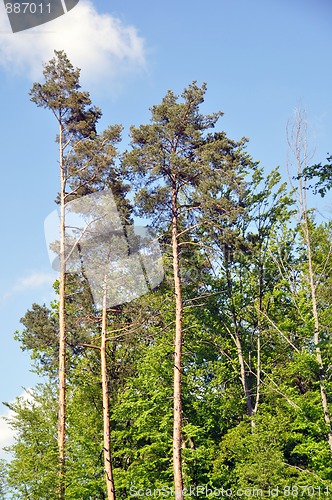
[1,52,332,500]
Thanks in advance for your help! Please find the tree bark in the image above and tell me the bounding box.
[172,186,184,500]
[233,326,254,418]
[291,109,332,454]
[225,263,254,418]
[253,266,263,418]
[58,122,66,499]
[302,213,332,453]
[253,323,261,417]
[101,275,116,500]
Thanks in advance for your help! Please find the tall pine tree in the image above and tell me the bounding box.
[123,82,251,498]
[30,50,101,498]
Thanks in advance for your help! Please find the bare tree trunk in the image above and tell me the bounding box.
[172,187,184,500]
[101,275,116,500]
[225,263,253,418]
[58,123,66,499]
[233,327,254,418]
[301,208,332,452]
[307,240,332,452]
[253,323,261,417]
[253,268,263,417]
[289,109,332,454]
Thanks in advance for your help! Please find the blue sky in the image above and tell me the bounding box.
[0,0,331,454]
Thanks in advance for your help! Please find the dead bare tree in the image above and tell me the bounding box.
[287,107,332,454]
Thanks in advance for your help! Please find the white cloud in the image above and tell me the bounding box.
[0,390,33,460]
[0,0,147,86]
[11,272,55,293]
[0,412,15,450]
[1,272,56,303]
[0,416,16,460]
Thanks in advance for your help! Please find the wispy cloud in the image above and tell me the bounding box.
[10,272,55,293]
[0,0,147,87]
[1,272,55,303]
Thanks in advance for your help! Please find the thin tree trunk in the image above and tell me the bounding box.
[58,122,66,499]
[253,268,263,417]
[101,274,116,500]
[302,213,332,452]
[233,327,254,417]
[225,263,253,418]
[291,109,332,453]
[172,187,184,500]
[253,324,261,417]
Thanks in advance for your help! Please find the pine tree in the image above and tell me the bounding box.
[123,82,251,497]
[30,50,101,498]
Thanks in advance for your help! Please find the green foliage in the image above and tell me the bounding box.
[302,154,332,197]
[0,460,8,499]
[123,81,251,236]
[14,303,59,374]
[4,67,332,497]
[30,50,101,141]
[4,385,59,499]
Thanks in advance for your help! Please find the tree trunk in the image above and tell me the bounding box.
[233,327,254,418]
[58,122,66,499]
[172,187,184,500]
[101,275,116,500]
[253,268,263,418]
[303,217,332,453]
[225,264,253,418]
[253,324,261,417]
[291,109,332,454]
